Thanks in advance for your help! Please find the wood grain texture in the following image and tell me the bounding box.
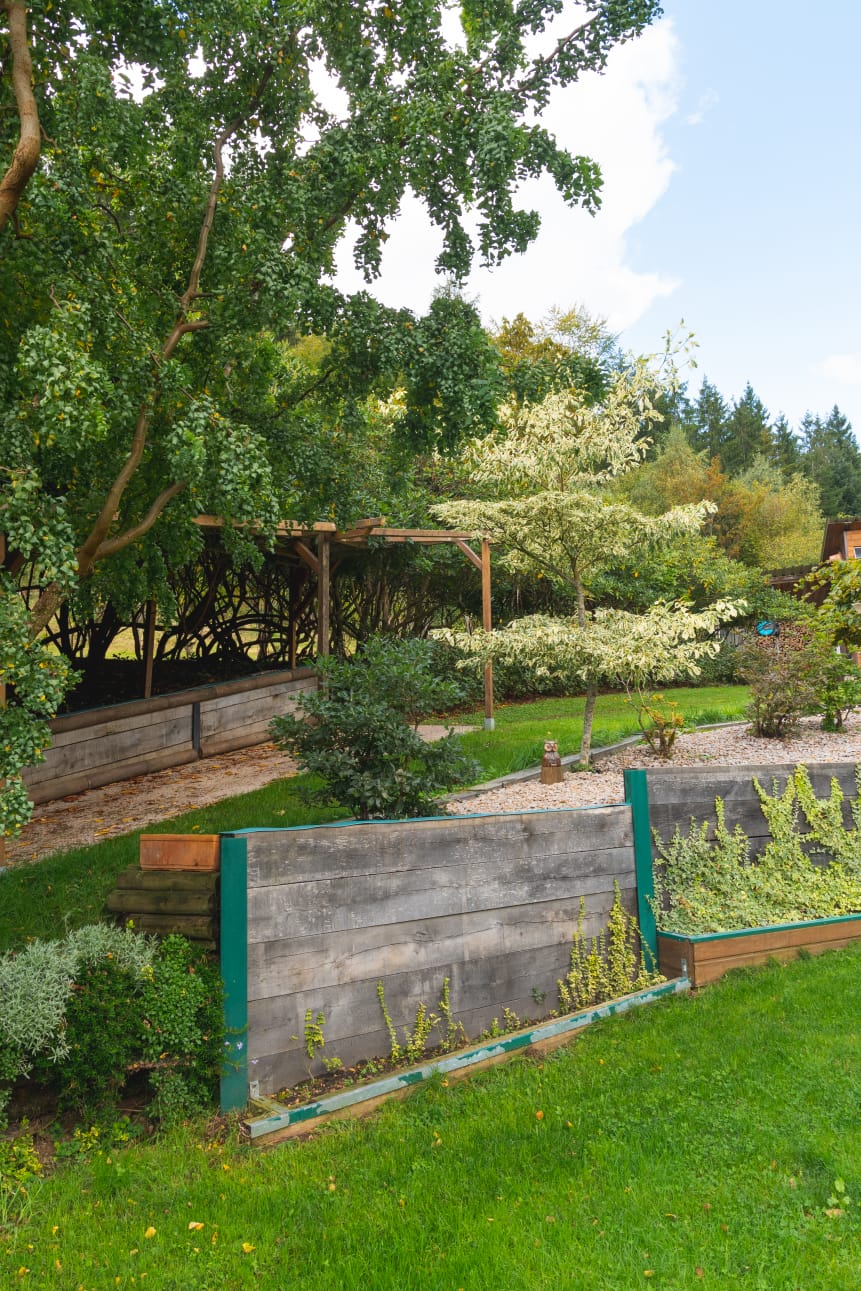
[240,808,639,1094]
[140,834,220,871]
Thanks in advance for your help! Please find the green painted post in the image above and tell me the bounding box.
[219,834,248,1113]
[624,768,658,964]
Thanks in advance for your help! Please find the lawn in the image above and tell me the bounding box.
[0,685,749,954]
[3,946,860,1289]
[455,684,750,780]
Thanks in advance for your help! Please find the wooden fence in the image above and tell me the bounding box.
[23,668,316,803]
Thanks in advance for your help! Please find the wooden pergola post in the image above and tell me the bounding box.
[481,538,494,731]
[317,531,331,658]
[142,599,157,699]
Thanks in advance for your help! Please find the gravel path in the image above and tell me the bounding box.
[447,715,861,816]
[8,715,861,865]
[4,724,474,866]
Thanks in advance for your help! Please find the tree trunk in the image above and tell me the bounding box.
[578,682,597,769]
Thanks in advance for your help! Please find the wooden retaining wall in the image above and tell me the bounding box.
[23,668,315,803]
[234,804,638,1095]
[646,762,861,862]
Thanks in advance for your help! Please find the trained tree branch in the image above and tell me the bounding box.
[0,1,40,234]
[93,481,187,562]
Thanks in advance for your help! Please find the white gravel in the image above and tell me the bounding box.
[447,715,861,816]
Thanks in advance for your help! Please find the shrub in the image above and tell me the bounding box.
[737,624,822,737]
[817,654,861,732]
[139,936,224,1123]
[652,766,861,934]
[271,636,480,819]
[0,925,223,1124]
[31,957,142,1115]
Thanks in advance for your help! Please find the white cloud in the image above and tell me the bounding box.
[686,89,718,127]
[820,353,861,387]
[332,17,682,330]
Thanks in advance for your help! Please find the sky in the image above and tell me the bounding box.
[332,1,861,437]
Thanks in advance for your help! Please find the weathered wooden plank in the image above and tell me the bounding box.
[47,703,194,751]
[247,891,623,1001]
[24,747,199,803]
[198,678,310,718]
[247,929,626,1064]
[198,688,304,736]
[245,806,634,889]
[115,913,215,942]
[106,889,216,916]
[27,711,193,781]
[645,762,860,798]
[246,932,638,1093]
[246,847,634,944]
[113,866,219,893]
[49,668,314,734]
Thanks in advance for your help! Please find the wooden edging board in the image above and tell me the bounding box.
[658,912,861,988]
[240,976,690,1146]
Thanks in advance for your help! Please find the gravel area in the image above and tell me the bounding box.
[8,715,861,865]
[447,715,861,816]
[3,724,474,867]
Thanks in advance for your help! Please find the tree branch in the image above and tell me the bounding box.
[0,1,40,234]
[93,481,187,561]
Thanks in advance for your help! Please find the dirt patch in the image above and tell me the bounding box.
[5,724,477,868]
[5,743,298,867]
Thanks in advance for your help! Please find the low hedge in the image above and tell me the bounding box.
[0,924,223,1125]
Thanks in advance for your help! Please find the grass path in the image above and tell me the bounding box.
[4,947,860,1289]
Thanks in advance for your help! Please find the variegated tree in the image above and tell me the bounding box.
[433,349,743,764]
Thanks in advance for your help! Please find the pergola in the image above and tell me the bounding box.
[180,516,496,729]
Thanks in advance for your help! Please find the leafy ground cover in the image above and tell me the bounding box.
[0,686,749,954]
[4,946,861,1288]
[455,685,750,781]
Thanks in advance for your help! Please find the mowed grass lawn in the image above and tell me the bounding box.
[455,684,749,779]
[4,947,861,1289]
[0,685,748,954]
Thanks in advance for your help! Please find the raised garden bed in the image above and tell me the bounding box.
[658,913,861,988]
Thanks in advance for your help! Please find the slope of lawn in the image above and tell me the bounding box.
[4,946,860,1289]
[455,684,750,780]
[0,685,749,954]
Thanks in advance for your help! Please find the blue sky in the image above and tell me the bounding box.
[333,1,861,437]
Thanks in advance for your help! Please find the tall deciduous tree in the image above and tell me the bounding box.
[433,345,738,764]
[0,0,662,835]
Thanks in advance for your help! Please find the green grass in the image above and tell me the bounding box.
[0,685,749,954]
[0,775,343,954]
[455,684,750,781]
[5,946,861,1289]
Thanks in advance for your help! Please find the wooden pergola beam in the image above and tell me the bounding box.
[191,514,494,716]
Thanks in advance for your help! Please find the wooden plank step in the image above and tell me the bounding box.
[106,888,216,916]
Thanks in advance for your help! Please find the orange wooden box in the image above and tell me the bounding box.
[140,834,220,872]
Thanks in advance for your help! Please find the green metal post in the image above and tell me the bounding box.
[624,767,658,964]
[219,834,248,1112]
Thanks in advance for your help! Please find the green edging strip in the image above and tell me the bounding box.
[658,911,861,944]
[242,976,689,1141]
[219,834,249,1113]
[623,767,657,964]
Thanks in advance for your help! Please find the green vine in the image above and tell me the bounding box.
[558,883,662,1013]
[654,765,861,934]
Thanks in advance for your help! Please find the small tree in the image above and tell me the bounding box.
[434,341,743,764]
[270,637,478,820]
